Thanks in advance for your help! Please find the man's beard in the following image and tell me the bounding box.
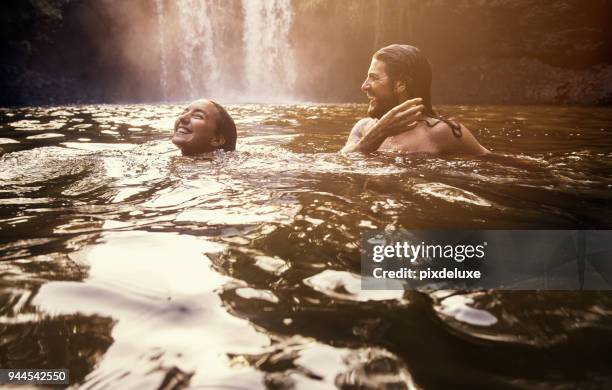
[367,96,398,119]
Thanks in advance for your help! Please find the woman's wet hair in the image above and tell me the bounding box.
[210,100,237,151]
[374,44,461,137]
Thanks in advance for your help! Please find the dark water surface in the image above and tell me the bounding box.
[1,104,612,389]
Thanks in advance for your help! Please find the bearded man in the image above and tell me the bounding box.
[341,44,489,155]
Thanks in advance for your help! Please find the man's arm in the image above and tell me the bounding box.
[341,98,424,154]
[341,118,375,153]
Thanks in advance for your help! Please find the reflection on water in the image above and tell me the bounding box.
[1,104,612,388]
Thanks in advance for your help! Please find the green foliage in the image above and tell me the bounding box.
[0,0,71,55]
[29,0,69,20]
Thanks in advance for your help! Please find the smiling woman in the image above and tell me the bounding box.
[172,99,237,155]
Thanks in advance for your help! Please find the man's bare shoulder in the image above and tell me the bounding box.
[342,117,377,153]
[351,117,376,134]
[346,117,376,143]
[427,120,490,155]
[427,119,459,138]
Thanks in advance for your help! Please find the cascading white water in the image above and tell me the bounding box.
[175,0,223,99]
[154,0,168,100]
[153,0,296,102]
[242,0,296,101]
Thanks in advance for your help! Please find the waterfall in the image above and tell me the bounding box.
[242,0,296,101]
[154,0,296,102]
[154,0,168,100]
[176,0,222,99]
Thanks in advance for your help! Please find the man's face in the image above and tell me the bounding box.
[172,99,223,155]
[361,58,398,119]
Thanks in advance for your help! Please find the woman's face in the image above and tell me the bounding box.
[172,99,224,155]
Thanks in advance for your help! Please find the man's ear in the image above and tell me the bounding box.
[211,134,226,148]
[395,80,406,93]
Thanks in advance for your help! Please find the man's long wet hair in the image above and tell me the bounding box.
[210,100,237,151]
[374,44,461,136]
